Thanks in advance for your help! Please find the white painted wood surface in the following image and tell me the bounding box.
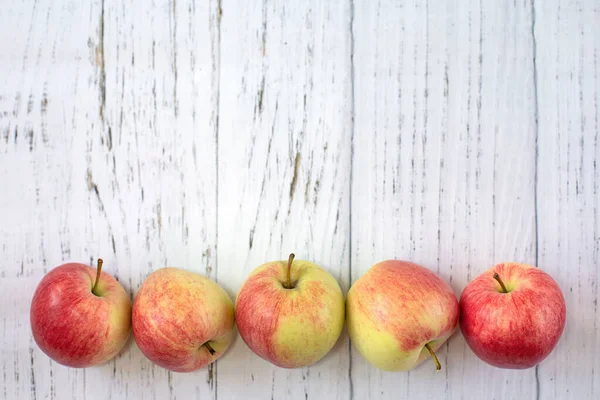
[0,0,597,399]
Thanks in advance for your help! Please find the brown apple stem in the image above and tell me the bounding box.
[91,258,103,295]
[424,343,441,371]
[204,342,216,356]
[493,273,508,293]
[286,253,295,289]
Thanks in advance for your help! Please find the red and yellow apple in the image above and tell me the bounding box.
[235,254,345,368]
[132,267,235,372]
[30,259,131,367]
[460,262,566,369]
[346,260,459,371]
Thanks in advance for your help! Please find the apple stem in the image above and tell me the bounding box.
[91,258,103,296]
[493,273,508,293]
[204,342,216,356]
[425,343,441,371]
[286,253,295,289]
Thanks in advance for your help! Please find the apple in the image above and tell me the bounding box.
[346,260,459,371]
[30,259,132,367]
[132,267,235,372]
[459,262,566,369]
[235,254,345,368]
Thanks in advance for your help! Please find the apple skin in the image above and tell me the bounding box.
[235,258,345,368]
[459,262,566,369]
[346,260,459,371]
[30,263,132,368]
[132,267,235,372]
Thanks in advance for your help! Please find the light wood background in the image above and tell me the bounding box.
[1,0,598,399]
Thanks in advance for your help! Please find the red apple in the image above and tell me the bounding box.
[460,262,566,369]
[30,259,132,367]
[132,267,235,372]
[346,260,459,371]
[235,254,345,368]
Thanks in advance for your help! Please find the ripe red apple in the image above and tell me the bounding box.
[459,262,566,369]
[132,267,235,372]
[346,260,459,371]
[30,259,132,367]
[235,254,345,368]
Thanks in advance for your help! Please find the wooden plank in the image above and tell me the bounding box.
[0,1,103,399]
[85,0,221,399]
[215,1,352,399]
[0,0,221,398]
[534,0,600,399]
[351,0,538,398]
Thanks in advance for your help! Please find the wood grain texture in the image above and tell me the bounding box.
[534,1,600,399]
[0,0,598,399]
[1,1,104,399]
[96,1,221,399]
[1,0,220,399]
[216,1,352,399]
